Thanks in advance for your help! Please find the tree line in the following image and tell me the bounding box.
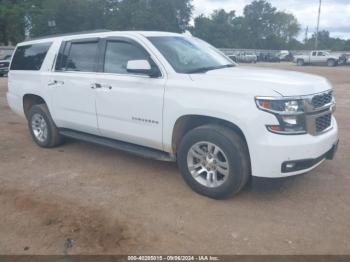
[1,0,349,51]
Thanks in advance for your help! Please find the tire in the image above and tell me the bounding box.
[177,125,250,199]
[27,104,64,148]
[327,59,336,67]
[297,59,304,66]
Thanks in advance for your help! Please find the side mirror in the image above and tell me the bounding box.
[126,60,160,77]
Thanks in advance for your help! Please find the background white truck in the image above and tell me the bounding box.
[294,51,339,67]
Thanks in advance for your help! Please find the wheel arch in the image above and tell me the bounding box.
[23,94,46,119]
[297,58,304,64]
[172,114,250,155]
[327,58,337,66]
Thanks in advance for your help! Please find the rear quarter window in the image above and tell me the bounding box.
[10,42,52,71]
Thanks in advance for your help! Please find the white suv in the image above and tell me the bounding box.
[7,31,339,198]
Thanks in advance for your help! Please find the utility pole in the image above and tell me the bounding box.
[304,26,309,43]
[315,0,322,50]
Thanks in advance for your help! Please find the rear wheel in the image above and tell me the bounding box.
[177,125,250,199]
[297,59,304,66]
[327,59,336,67]
[28,104,64,148]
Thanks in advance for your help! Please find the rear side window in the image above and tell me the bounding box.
[10,42,52,71]
[65,41,98,72]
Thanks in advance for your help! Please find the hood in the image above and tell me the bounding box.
[190,66,332,97]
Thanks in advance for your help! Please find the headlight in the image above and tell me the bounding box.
[256,99,303,114]
[255,97,306,135]
[285,101,299,112]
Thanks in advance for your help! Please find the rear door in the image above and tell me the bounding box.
[50,38,100,135]
[94,37,166,150]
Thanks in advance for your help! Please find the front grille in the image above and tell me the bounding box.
[316,114,332,133]
[312,92,333,108]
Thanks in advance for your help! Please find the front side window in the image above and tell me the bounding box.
[66,41,98,72]
[10,42,52,71]
[148,36,233,74]
[104,41,149,74]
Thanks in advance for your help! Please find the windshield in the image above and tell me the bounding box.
[148,36,234,74]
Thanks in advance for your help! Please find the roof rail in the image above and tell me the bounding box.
[29,29,112,40]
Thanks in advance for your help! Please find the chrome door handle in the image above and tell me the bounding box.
[91,83,112,90]
[91,83,102,89]
[48,80,64,86]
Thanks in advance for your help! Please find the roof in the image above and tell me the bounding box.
[30,29,112,40]
[17,31,184,46]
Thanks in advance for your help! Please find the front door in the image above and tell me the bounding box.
[94,38,166,150]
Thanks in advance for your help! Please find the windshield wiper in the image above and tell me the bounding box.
[187,64,234,74]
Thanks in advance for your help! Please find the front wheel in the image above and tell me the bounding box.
[177,125,250,199]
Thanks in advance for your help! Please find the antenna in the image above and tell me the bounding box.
[315,0,322,50]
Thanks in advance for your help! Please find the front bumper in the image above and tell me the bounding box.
[250,117,339,178]
[281,140,338,173]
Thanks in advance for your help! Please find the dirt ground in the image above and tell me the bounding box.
[0,63,349,255]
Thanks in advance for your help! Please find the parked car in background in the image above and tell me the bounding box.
[279,50,293,62]
[236,51,257,63]
[339,53,350,65]
[294,51,339,67]
[0,54,12,77]
[228,54,237,63]
[265,52,281,62]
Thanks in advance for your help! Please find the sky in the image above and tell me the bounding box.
[192,0,350,40]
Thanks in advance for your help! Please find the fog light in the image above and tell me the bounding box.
[281,162,298,173]
[286,163,296,169]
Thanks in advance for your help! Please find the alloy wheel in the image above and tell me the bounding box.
[187,141,230,188]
